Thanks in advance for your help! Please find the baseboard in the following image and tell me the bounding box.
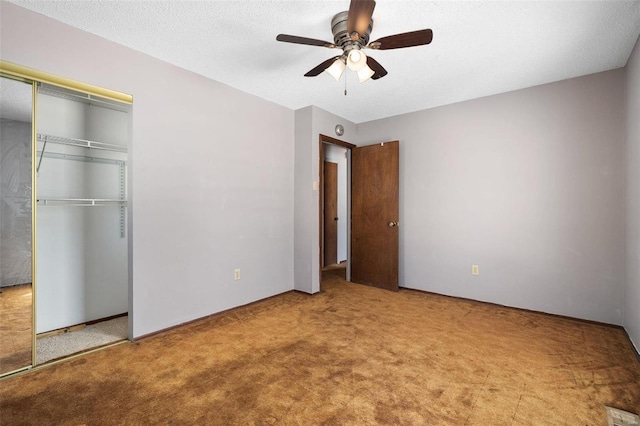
[0,282,32,290]
[293,289,322,296]
[37,312,127,339]
[400,286,639,363]
[135,289,297,341]
[621,328,640,363]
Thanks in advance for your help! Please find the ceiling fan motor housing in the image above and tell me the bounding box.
[331,11,372,51]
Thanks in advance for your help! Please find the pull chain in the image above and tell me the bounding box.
[344,72,348,96]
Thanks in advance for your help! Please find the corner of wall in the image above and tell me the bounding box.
[293,106,356,294]
[624,34,640,353]
[293,107,314,293]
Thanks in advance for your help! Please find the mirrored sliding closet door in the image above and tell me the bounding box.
[0,75,35,376]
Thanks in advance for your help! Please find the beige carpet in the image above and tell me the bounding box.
[36,316,128,364]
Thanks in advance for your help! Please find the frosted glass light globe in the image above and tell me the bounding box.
[347,49,367,72]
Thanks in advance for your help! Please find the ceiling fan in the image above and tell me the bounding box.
[276,0,433,83]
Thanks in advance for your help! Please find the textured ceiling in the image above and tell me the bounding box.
[6,0,640,123]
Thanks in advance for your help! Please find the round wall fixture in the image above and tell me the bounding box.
[335,124,344,136]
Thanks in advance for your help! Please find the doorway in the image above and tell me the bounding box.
[319,135,400,292]
[319,135,354,288]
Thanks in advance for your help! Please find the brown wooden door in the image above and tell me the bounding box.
[323,161,338,266]
[351,141,399,291]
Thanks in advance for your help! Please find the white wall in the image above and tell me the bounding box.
[323,143,347,262]
[1,2,294,338]
[358,70,626,325]
[293,107,313,293]
[625,35,640,351]
[294,105,355,294]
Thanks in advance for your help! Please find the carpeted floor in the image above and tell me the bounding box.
[36,316,128,365]
[0,269,638,425]
[0,284,32,376]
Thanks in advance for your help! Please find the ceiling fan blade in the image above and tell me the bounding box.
[276,34,336,48]
[304,56,342,77]
[369,29,433,50]
[366,56,388,80]
[347,0,376,40]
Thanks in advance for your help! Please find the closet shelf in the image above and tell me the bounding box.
[38,84,130,114]
[37,198,127,207]
[37,134,127,153]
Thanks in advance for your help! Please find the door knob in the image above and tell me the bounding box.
[388,221,398,227]
[334,217,339,221]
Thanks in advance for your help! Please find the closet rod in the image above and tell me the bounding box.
[36,151,126,166]
[38,85,130,113]
[37,198,128,207]
[37,134,127,153]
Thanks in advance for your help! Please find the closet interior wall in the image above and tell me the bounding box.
[36,85,128,333]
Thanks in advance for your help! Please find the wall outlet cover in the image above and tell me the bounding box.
[606,406,639,426]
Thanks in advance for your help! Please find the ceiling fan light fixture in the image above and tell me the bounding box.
[347,49,367,72]
[325,57,346,81]
[357,65,375,83]
[276,2,433,83]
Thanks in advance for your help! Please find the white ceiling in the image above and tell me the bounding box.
[6,0,640,123]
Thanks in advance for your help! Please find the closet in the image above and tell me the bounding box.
[0,61,132,376]
[35,84,129,363]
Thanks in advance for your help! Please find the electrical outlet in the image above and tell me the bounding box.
[472,265,479,276]
[234,269,241,280]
